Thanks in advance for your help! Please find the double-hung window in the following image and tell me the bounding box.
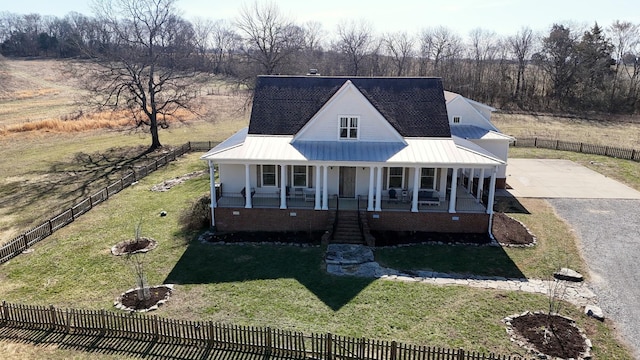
[388,167,404,189]
[261,165,277,186]
[420,168,436,189]
[339,116,359,139]
[292,165,307,187]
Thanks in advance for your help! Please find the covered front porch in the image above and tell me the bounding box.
[209,163,497,215]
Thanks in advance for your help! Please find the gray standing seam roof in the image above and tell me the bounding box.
[248,76,451,138]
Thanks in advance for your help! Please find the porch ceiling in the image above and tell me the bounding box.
[201,128,504,167]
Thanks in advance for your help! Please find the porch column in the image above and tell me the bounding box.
[468,168,475,194]
[280,164,287,209]
[477,168,485,202]
[411,167,420,212]
[208,161,217,228]
[244,164,252,208]
[448,168,458,213]
[322,165,328,210]
[375,166,382,211]
[486,167,497,214]
[438,168,447,201]
[367,166,375,211]
[315,165,321,210]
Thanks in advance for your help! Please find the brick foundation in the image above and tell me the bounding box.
[366,212,489,233]
[214,208,329,233]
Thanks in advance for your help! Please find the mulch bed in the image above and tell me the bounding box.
[116,285,173,312]
[509,312,589,359]
[491,212,535,246]
[201,231,325,245]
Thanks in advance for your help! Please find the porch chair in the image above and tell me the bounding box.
[388,188,398,203]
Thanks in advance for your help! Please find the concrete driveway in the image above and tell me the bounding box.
[505,159,640,357]
[504,158,640,199]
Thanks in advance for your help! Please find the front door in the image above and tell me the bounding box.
[339,166,356,198]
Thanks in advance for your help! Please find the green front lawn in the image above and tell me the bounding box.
[0,152,633,358]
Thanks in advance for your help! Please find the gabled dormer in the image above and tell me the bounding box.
[293,80,404,143]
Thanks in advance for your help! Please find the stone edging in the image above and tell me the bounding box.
[114,284,174,313]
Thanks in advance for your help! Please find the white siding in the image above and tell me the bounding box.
[219,164,248,193]
[295,82,403,143]
[470,139,509,178]
[447,96,497,131]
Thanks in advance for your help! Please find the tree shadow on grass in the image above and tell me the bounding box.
[164,242,374,311]
[0,145,175,232]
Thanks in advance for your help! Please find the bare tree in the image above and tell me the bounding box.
[609,20,640,110]
[76,0,201,151]
[384,31,414,76]
[508,27,535,102]
[235,1,303,76]
[334,20,373,76]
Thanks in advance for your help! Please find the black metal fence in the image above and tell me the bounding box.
[512,137,640,161]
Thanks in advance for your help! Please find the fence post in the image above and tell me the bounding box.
[458,348,465,360]
[534,137,537,147]
[49,304,56,330]
[207,321,215,348]
[100,309,106,336]
[580,142,584,153]
[153,315,160,341]
[555,140,559,150]
[65,308,71,334]
[47,220,53,235]
[265,327,272,357]
[21,235,28,251]
[326,333,333,360]
[1,301,8,324]
[390,340,397,360]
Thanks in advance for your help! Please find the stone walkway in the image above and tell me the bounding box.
[325,244,597,307]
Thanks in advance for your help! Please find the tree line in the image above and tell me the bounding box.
[1,1,639,115]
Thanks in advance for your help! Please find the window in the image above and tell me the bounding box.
[388,167,404,189]
[262,165,277,186]
[339,116,359,139]
[420,168,435,189]
[453,116,461,124]
[293,165,307,187]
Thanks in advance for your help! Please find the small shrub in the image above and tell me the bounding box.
[179,194,211,232]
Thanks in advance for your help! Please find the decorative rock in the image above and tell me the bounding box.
[585,305,605,321]
[554,267,584,282]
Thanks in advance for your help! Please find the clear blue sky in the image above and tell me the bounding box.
[3,0,639,37]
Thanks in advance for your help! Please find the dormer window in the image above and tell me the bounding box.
[453,116,461,124]
[339,116,359,139]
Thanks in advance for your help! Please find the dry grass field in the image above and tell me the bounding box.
[492,112,640,149]
[0,58,249,244]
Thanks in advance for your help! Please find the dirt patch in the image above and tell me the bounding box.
[150,170,207,192]
[111,237,158,256]
[506,312,591,359]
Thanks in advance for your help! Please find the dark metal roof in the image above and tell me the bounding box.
[247,76,451,137]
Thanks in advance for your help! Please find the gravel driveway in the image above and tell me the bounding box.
[548,198,640,357]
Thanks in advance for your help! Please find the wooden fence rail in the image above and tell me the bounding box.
[0,301,522,360]
[512,137,640,161]
[0,142,195,265]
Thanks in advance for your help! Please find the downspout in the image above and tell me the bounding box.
[486,166,498,244]
[208,160,217,230]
